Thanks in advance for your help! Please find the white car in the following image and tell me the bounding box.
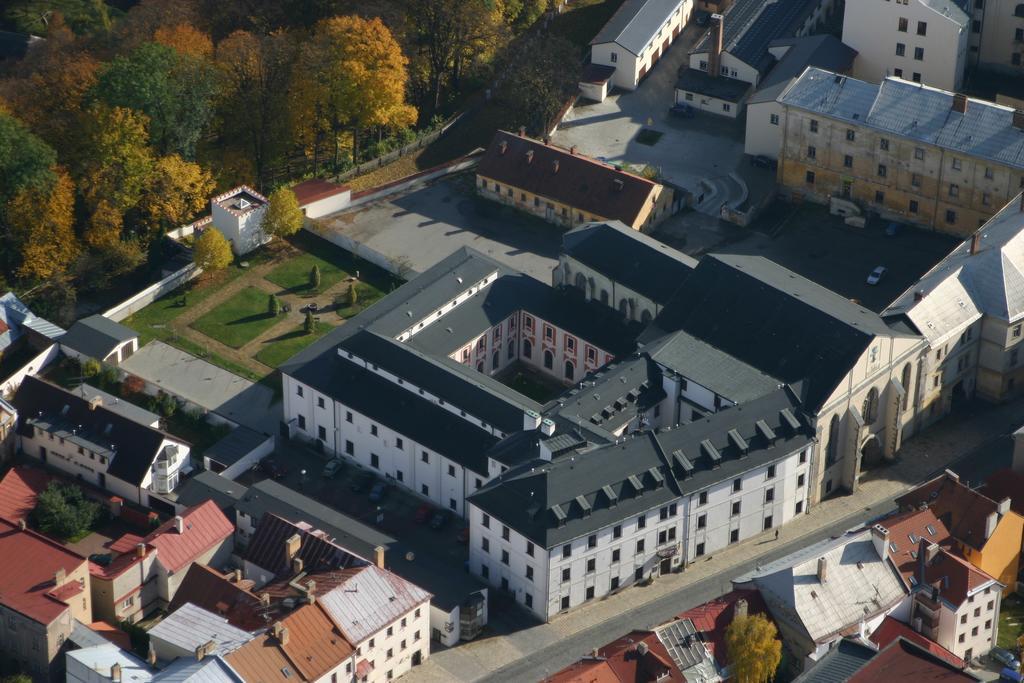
[866,266,887,285]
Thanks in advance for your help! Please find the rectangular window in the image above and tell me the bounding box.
[501,550,509,565]
[844,155,853,168]
[875,190,885,203]
[588,534,597,548]
[371,424,378,436]
[563,544,572,558]
[697,514,707,529]
[481,513,490,528]
[448,464,456,477]
[612,548,620,563]
[636,539,645,554]
[733,478,742,492]
[949,183,959,198]
[946,209,957,224]
[345,440,354,455]
[370,453,379,468]
[764,515,774,530]
[878,164,887,178]
[917,21,927,36]
[798,473,805,488]
[526,541,534,556]
[587,558,596,573]
[765,488,775,503]
[911,173,921,187]
[526,565,533,581]
[297,415,306,430]
[318,426,326,440]
[732,501,741,516]
[637,515,646,530]
[562,567,570,582]
[952,157,962,171]
[296,385,304,397]
[913,47,924,60]
[846,129,855,141]
[806,170,815,184]
[696,542,705,557]
[909,199,919,214]
[317,397,325,408]
[613,525,622,539]
[807,145,816,159]
[698,491,708,506]
[896,42,906,56]
[796,501,804,514]
[767,465,776,479]
[610,52,617,63]
[730,529,739,543]
[880,138,889,151]
[898,17,908,31]
[770,113,779,125]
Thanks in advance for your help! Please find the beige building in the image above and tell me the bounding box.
[976,0,1024,75]
[0,518,92,681]
[885,192,1024,405]
[777,67,1024,237]
[476,130,674,231]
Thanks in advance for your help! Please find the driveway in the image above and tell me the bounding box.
[553,20,746,214]
[316,177,560,282]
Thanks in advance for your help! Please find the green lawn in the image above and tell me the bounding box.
[254,321,335,368]
[265,252,350,295]
[334,282,387,319]
[501,368,565,403]
[191,286,281,348]
[998,593,1024,651]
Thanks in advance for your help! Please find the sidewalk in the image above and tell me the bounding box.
[408,396,1023,682]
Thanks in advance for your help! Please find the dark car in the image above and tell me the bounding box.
[368,481,390,503]
[749,155,777,170]
[991,647,1020,671]
[414,503,433,524]
[430,510,451,530]
[322,458,344,479]
[350,471,374,493]
[260,459,288,480]
[885,221,900,237]
[669,102,695,118]
[696,11,710,26]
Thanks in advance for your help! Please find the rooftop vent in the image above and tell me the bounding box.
[576,495,592,517]
[701,439,722,466]
[238,198,251,210]
[499,140,508,154]
[727,429,748,454]
[526,150,534,163]
[613,179,624,192]
[755,420,776,442]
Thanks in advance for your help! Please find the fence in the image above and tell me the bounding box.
[348,152,482,209]
[166,215,211,242]
[103,262,201,322]
[0,343,60,397]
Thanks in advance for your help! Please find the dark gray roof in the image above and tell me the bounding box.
[693,0,823,75]
[650,254,909,411]
[237,479,394,560]
[590,0,685,56]
[675,68,752,102]
[205,426,272,468]
[748,35,857,105]
[175,470,247,511]
[73,383,161,427]
[59,314,137,360]
[562,221,697,304]
[69,619,112,649]
[793,639,877,682]
[470,388,812,547]
[553,355,665,435]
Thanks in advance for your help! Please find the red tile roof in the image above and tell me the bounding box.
[291,178,350,206]
[982,469,1024,517]
[169,564,272,632]
[107,533,144,554]
[869,617,964,669]
[849,637,977,682]
[876,508,952,585]
[476,130,661,227]
[145,500,233,574]
[896,472,1000,551]
[0,518,87,625]
[673,588,770,666]
[917,545,997,607]
[0,466,52,523]
[547,630,682,683]
[88,621,134,651]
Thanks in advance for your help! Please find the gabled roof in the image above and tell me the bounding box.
[66,643,153,683]
[173,470,247,512]
[59,314,137,360]
[780,68,1024,171]
[895,471,1007,552]
[869,617,964,669]
[290,178,349,206]
[168,564,270,632]
[562,221,696,304]
[848,637,979,682]
[152,656,245,683]
[246,513,365,576]
[548,630,683,683]
[0,465,52,524]
[671,588,771,668]
[749,35,857,105]
[874,508,952,586]
[147,603,253,657]
[793,639,877,683]
[0,518,87,625]
[477,131,660,227]
[590,0,685,55]
[914,543,1000,607]
[317,564,431,645]
[145,500,234,574]
[13,375,186,486]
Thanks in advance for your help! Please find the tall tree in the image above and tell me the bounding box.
[0,111,57,204]
[84,200,124,248]
[92,42,220,158]
[153,23,214,58]
[215,30,295,189]
[7,169,78,281]
[74,104,155,213]
[193,229,232,272]
[263,187,304,238]
[496,34,578,135]
[139,154,215,237]
[725,613,782,683]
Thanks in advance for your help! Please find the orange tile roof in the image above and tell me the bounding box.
[0,518,87,625]
[896,472,1001,551]
[145,500,234,573]
[547,630,682,683]
[88,621,134,650]
[674,588,770,666]
[225,633,297,683]
[918,546,998,606]
[876,508,952,585]
[849,637,977,682]
[0,466,52,523]
[169,564,272,632]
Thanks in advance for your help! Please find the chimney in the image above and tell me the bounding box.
[136,543,146,559]
[817,557,828,583]
[374,545,386,569]
[272,622,289,645]
[89,396,103,411]
[570,145,576,155]
[110,664,122,683]
[985,511,999,539]
[526,149,534,164]
[284,533,301,563]
[305,579,316,604]
[147,645,157,666]
[970,232,982,255]
[518,125,526,137]
[231,569,243,583]
[708,14,725,78]
[291,557,304,575]
[540,418,556,436]
[870,524,890,559]
[998,497,1011,515]
[1014,110,1024,131]
[523,409,542,431]
[945,469,960,483]
[552,160,560,174]
[498,140,508,155]
[636,642,649,656]
[913,291,923,303]
[952,93,968,114]
[924,540,940,563]
[17,519,26,531]
[173,516,184,534]
[613,179,624,192]
[733,598,748,621]
[195,640,215,661]
[55,568,66,585]
[260,592,271,607]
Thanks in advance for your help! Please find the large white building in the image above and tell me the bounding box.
[842,0,971,90]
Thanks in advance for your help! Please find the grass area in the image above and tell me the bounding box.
[501,367,565,403]
[265,252,350,295]
[998,594,1024,651]
[191,286,281,349]
[550,0,627,50]
[635,129,663,146]
[165,410,231,458]
[254,321,336,368]
[334,282,387,320]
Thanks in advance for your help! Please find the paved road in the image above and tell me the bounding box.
[408,396,1021,682]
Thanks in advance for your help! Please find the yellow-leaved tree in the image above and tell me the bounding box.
[84,200,124,248]
[725,613,782,683]
[193,229,233,272]
[153,23,214,58]
[140,154,215,236]
[75,104,155,213]
[8,170,78,280]
[263,187,304,238]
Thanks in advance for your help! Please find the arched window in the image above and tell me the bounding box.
[476,361,485,373]
[600,289,610,306]
[523,339,532,359]
[827,415,841,465]
[507,339,515,360]
[862,387,879,424]
[565,360,575,381]
[544,349,554,370]
[575,272,587,290]
[901,363,912,412]
[641,309,653,324]
[492,351,499,370]
[618,299,629,317]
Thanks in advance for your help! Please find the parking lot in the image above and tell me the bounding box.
[318,177,560,282]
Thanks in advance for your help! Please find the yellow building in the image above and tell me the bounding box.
[778,67,1024,238]
[896,470,1024,596]
[476,130,674,232]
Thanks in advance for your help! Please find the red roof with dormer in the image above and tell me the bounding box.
[869,617,965,669]
[0,466,52,524]
[145,499,233,574]
[0,518,87,625]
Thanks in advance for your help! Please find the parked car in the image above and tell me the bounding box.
[866,266,887,285]
[414,503,433,524]
[669,102,695,118]
[261,459,288,480]
[368,481,390,503]
[430,510,451,530]
[991,648,1020,671]
[749,154,777,170]
[885,221,900,237]
[457,527,470,544]
[350,471,374,493]
[1000,667,1023,683]
[696,11,710,26]
[322,458,344,479]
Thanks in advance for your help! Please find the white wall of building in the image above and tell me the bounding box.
[301,190,352,219]
[745,100,784,158]
[589,0,693,90]
[675,87,742,117]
